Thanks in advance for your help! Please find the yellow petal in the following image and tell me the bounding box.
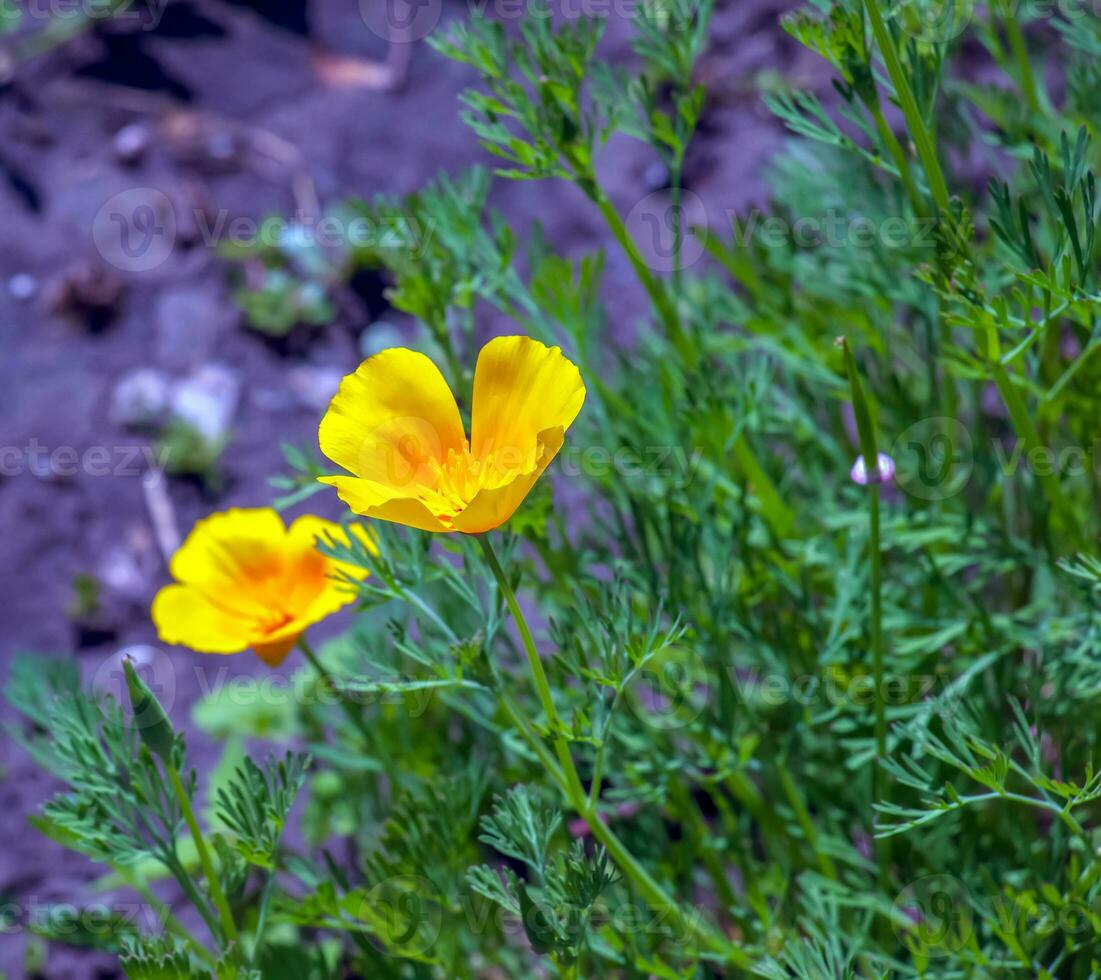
[469,336,585,461]
[168,508,288,614]
[287,513,347,550]
[287,514,376,575]
[451,428,564,533]
[319,349,467,493]
[318,475,453,532]
[151,584,254,654]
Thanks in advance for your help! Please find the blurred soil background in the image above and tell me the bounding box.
[0,1,826,974]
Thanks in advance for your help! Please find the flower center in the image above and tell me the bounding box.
[255,608,296,636]
[420,446,531,522]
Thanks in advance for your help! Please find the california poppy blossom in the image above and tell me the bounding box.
[316,335,586,533]
[152,508,372,666]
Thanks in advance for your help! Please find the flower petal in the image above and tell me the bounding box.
[319,349,467,493]
[451,427,565,533]
[151,584,254,654]
[469,336,585,461]
[168,508,288,614]
[318,475,453,532]
[287,515,377,568]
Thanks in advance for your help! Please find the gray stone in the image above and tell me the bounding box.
[287,364,345,412]
[98,545,146,600]
[109,367,172,428]
[170,363,240,441]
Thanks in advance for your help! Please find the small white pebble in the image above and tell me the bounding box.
[114,122,151,163]
[8,273,37,300]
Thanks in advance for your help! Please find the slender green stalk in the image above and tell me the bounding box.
[863,0,950,213]
[580,805,751,970]
[499,689,567,787]
[580,167,790,543]
[478,536,586,804]
[777,759,838,881]
[990,362,1080,544]
[730,436,795,538]
[842,339,891,896]
[165,763,239,949]
[479,535,751,969]
[588,738,608,808]
[867,481,890,888]
[584,182,686,356]
[131,877,216,965]
[998,0,1041,114]
[868,101,924,216]
[251,870,278,967]
[298,637,375,746]
[669,153,687,298]
[162,853,223,948]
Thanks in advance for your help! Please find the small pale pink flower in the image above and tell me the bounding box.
[851,452,895,486]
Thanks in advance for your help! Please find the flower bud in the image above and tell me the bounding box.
[123,658,176,761]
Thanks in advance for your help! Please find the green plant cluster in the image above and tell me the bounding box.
[12,0,1101,976]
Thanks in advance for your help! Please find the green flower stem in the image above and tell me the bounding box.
[478,535,586,805]
[498,689,568,788]
[388,578,566,782]
[867,480,890,887]
[863,0,950,214]
[842,339,890,897]
[479,535,751,970]
[165,762,239,950]
[298,637,375,747]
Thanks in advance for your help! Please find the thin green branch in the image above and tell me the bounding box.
[863,0,951,213]
[165,763,239,951]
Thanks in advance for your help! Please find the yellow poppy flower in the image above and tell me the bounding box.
[316,335,586,533]
[151,508,372,666]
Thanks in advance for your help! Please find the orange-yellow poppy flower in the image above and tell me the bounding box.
[151,508,372,666]
[316,335,586,533]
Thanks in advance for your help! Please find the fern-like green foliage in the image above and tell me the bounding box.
[15,0,1101,975]
[215,752,309,869]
